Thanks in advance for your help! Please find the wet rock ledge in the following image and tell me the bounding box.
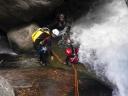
[0,68,112,96]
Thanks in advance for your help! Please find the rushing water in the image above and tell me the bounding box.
[72,0,128,96]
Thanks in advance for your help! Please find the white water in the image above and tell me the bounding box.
[72,0,128,96]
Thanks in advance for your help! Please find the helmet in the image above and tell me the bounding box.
[65,48,72,56]
[43,27,49,31]
[52,29,59,36]
[58,13,65,21]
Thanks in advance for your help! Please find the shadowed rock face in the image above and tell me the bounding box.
[0,0,64,30]
[0,30,16,55]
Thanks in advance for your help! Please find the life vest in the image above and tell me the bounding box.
[65,48,79,56]
[32,28,50,42]
[65,48,72,56]
[65,47,79,64]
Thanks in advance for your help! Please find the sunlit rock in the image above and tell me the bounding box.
[7,24,39,51]
[0,76,15,96]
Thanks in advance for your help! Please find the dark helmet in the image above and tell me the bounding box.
[58,13,65,21]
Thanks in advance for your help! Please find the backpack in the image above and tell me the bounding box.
[32,28,50,42]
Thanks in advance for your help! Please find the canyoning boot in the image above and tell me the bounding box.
[64,61,71,66]
[40,62,46,67]
[40,59,49,67]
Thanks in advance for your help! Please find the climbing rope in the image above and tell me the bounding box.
[52,50,65,64]
[72,64,79,96]
[52,51,80,96]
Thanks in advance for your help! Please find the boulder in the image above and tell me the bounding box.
[7,24,39,51]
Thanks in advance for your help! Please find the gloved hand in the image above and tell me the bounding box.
[39,41,44,45]
[51,56,54,61]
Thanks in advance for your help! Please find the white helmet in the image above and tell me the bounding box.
[52,29,59,36]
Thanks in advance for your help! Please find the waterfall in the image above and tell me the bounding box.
[72,0,128,96]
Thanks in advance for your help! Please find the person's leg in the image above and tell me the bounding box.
[65,56,69,65]
[39,53,46,66]
[44,51,49,66]
[40,51,50,66]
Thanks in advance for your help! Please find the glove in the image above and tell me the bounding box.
[39,41,44,45]
[51,56,54,61]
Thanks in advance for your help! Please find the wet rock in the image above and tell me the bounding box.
[0,68,112,96]
[79,77,112,96]
[0,76,15,96]
[0,68,72,96]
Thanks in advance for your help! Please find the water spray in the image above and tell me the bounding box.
[72,0,128,96]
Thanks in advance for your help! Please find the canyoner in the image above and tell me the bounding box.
[54,34,80,96]
[59,26,80,96]
[32,25,80,96]
[64,38,80,96]
[32,27,59,66]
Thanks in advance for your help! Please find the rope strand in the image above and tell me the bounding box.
[72,64,79,96]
